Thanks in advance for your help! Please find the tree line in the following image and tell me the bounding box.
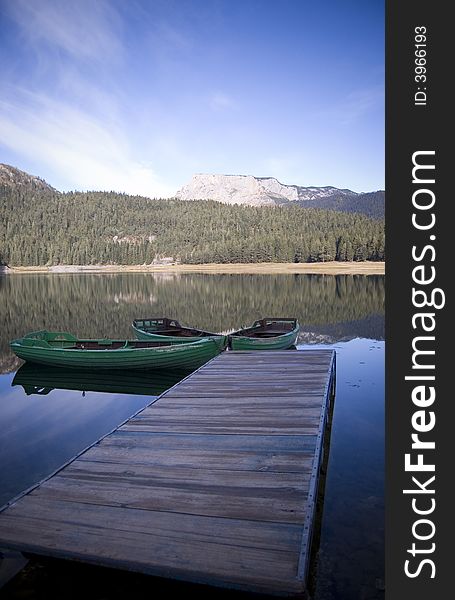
[0,184,385,266]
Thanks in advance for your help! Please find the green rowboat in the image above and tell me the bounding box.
[132,317,227,351]
[10,330,221,371]
[229,318,299,351]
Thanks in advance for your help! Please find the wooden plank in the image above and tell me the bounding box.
[59,453,313,486]
[197,370,328,376]
[0,513,303,593]
[121,423,320,435]
[131,407,323,419]
[164,390,325,398]
[29,478,310,522]
[154,397,325,407]
[125,416,322,427]
[100,432,318,451]
[0,349,336,597]
[78,447,315,472]
[149,382,324,391]
[0,497,304,552]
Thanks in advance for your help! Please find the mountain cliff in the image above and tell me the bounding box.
[175,174,384,218]
[175,173,356,205]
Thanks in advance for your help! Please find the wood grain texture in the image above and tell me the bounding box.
[0,349,335,597]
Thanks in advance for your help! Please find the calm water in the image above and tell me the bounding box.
[0,273,384,599]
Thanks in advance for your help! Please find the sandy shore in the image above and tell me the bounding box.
[4,262,385,275]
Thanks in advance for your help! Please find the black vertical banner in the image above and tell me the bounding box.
[387,2,451,599]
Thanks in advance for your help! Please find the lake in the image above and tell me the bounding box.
[0,273,384,599]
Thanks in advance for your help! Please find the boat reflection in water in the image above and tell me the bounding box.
[12,363,190,398]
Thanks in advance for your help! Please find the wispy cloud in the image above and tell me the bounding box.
[5,0,123,63]
[0,88,174,197]
[0,1,177,197]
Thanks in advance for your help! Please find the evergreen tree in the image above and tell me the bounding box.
[0,184,385,266]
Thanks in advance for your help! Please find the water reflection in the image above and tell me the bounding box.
[306,338,384,600]
[0,273,384,373]
[12,364,191,397]
[0,272,384,600]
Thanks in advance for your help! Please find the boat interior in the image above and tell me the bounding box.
[134,318,216,337]
[231,318,298,338]
[21,338,193,350]
[71,340,190,350]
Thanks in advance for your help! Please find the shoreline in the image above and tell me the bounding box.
[2,261,385,275]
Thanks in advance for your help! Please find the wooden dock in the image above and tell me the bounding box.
[0,349,336,597]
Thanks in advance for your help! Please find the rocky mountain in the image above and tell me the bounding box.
[175,173,356,205]
[0,163,57,193]
[175,174,384,218]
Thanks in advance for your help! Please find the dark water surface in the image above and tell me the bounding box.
[0,273,384,599]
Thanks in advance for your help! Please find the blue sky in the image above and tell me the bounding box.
[0,0,384,196]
